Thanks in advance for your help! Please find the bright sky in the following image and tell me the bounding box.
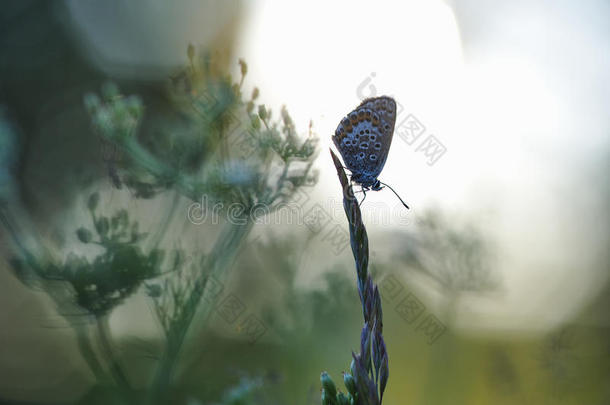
[236,0,610,334]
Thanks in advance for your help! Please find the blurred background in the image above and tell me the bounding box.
[0,0,608,404]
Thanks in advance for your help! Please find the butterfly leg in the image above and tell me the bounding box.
[358,186,368,207]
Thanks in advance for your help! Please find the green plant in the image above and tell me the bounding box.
[7,194,162,401]
[319,150,389,405]
[1,47,318,404]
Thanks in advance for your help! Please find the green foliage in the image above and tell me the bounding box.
[320,151,389,405]
[11,192,161,316]
[2,46,320,405]
[84,49,318,211]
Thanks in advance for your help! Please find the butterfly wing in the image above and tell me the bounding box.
[332,96,397,185]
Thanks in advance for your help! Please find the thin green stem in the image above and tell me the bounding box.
[74,324,106,382]
[95,315,132,395]
[149,220,253,405]
[146,191,181,251]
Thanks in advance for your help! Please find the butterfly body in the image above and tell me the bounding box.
[332,96,409,208]
[333,96,397,185]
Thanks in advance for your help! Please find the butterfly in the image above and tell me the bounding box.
[332,96,409,209]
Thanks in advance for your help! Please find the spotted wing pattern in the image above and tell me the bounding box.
[332,96,397,186]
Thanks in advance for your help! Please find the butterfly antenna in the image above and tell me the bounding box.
[379,181,410,209]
